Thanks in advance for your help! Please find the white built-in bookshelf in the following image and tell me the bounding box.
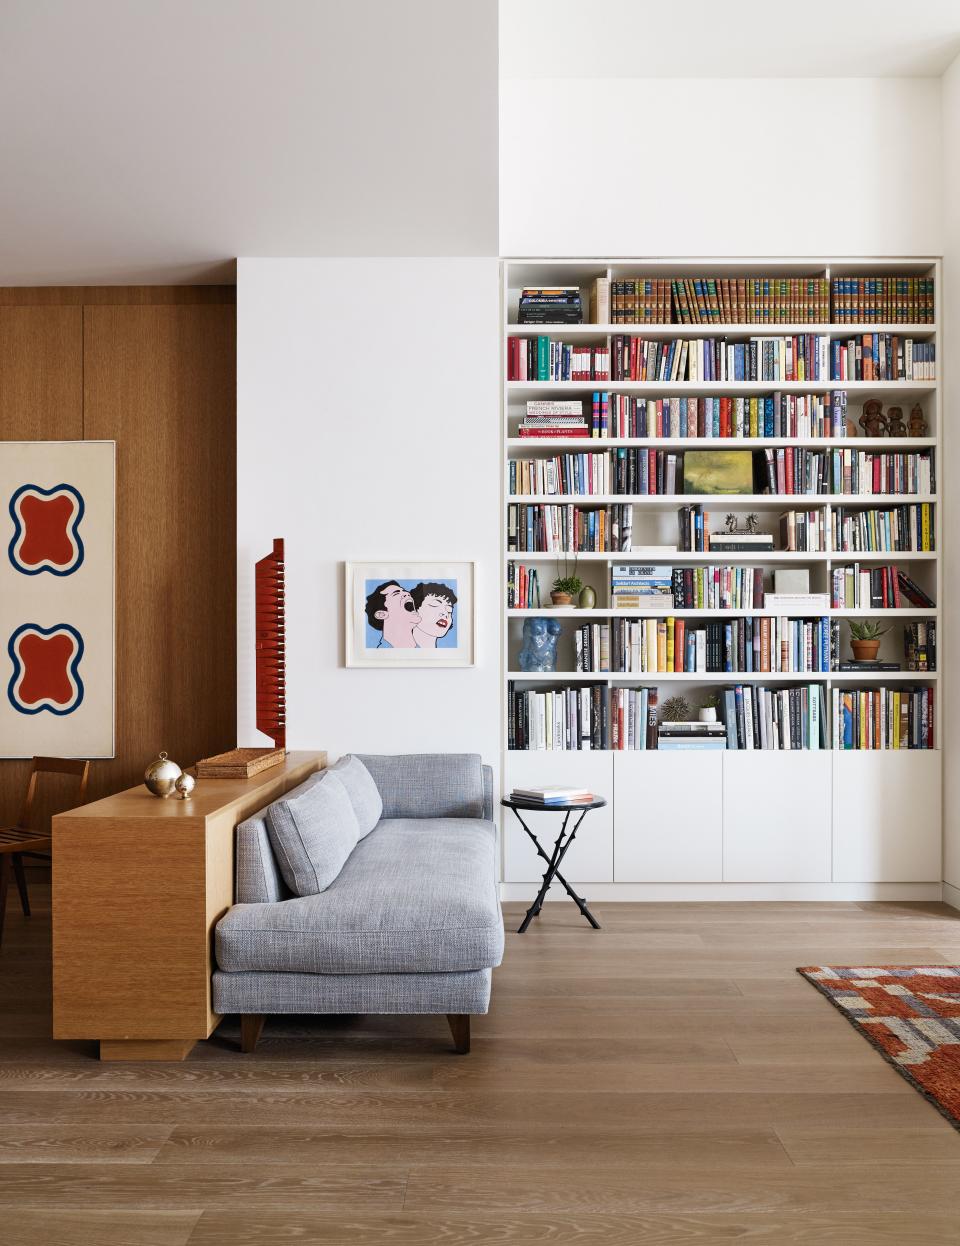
[500,258,942,900]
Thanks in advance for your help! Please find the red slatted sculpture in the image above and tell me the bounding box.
[255,538,286,749]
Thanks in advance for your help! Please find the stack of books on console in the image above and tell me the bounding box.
[708,530,776,554]
[510,786,595,805]
[657,721,728,751]
[611,563,673,610]
[518,287,583,325]
[518,400,589,439]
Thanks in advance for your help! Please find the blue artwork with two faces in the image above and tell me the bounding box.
[364,578,459,650]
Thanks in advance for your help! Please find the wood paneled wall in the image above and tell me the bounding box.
[0,287,236,822]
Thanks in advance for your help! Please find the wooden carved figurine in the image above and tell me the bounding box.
[908,404,928,438]
[885,406,906,437]
[859,399,887,438]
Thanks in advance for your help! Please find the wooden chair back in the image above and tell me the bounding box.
[17,757,90,832]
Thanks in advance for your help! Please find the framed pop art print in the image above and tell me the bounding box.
[345,562,476,668]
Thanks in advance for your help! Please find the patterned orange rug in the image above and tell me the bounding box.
[798,965,960,1130]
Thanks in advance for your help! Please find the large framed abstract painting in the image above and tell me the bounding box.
[0,442,115,758]
[344,562,476,668]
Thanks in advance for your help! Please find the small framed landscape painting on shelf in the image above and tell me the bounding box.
[344,561,476,668]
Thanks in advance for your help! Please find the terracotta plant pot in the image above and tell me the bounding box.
[550,592,573,607]
[851,639,881,662]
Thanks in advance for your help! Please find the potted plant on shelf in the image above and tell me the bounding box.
[848,619,889,663]
[698,692,721,723]
[551,557,582,607]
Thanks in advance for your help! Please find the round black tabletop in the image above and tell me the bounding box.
[502,796,607,812]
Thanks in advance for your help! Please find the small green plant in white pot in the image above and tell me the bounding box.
[698,692,721,723]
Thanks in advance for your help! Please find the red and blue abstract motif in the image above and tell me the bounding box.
[8,483,85,576]
[7,624,84,716]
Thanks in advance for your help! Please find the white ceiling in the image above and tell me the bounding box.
[0,0,498,284]
[500,0,960,78]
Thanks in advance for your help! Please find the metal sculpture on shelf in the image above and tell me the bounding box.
[255,538,286,749]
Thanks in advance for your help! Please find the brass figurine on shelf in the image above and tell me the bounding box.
[723,513,760,536]
[859,399,887,438]
[886,406,906,437]
[909,404,928,438]
[144,751,182,798]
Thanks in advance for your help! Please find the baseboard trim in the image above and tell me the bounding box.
[500,882,944,903]
[943,881,960,912]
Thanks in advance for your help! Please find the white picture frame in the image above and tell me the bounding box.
[344,561,476,668]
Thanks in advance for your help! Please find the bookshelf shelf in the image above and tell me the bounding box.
[506,438,937,450]
[505,322,937,338]
[501,257,941,897]
[508,380,935,397]
[507,494,937,506]
[508,671,937,683]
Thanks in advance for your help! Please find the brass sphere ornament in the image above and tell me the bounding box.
[175,773,196,801]
[144,751,182,798]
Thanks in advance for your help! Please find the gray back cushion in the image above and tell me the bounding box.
[331,755,383,838]
[355,753,485,820]
[266,771,360,896]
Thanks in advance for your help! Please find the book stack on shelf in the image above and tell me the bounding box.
[611,334,839,383]
[672,565,764,609]
[508,503,633,553]
[517,400,589,439]
[594,392,843,439]
[904,622,936,671]
[658,720,727,751]
[611,564,673,610]
[507,681,610,751]
[509,451,610,496]
[518,287,583,325]
[722,685,829,750]
[833,504,934,552]
[506,561,543,609]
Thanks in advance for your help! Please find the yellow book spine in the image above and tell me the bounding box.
[666,617,675,672]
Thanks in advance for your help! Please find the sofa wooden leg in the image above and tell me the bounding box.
[447,1014,470,1055]
[240,1014,265,1054]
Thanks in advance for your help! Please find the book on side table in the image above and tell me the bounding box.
[511,786,595,805]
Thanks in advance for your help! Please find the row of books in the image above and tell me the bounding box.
[832,688,934,749]
[506,562,546,609]
[831,336,935,381]
[610,336,835,384]
[508,453,611,498]
[507,337,609,381]
[904,623,936,672]
[831,564,935,610]
[538,276,933,327]
[576,617,837,675]
[593,392,845,440]
[832,278,935,325]
[828,449,935,497]
[507,504,634,553]
[759,448,935,497]
[518,287,582,325]
[511,332,936,384]
[508,447,935,499]
[832,504,935,553]
[508,681,933,751]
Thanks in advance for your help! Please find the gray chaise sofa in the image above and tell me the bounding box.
[212,753,504,1054]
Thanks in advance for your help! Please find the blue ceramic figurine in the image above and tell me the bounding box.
[518,616,561,672]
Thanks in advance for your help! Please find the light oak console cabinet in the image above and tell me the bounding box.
[52,751,326,1060]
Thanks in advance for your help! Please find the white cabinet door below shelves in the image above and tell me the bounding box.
[833,751,941,883]
[613,751,722,881]
[502,752,613,883]
[723,751,832,882]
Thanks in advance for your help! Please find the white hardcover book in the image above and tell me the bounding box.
[580,688,591,750]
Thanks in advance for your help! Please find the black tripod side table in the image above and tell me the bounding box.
[502,796,606,933]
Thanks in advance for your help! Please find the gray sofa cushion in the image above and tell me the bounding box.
[356,753,485,820]
[217,816,504,975]
[212,967,493,1016]
[266,772,359,896]
[331,754,383,838]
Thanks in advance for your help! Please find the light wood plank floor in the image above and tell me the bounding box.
[2,888,960,1244]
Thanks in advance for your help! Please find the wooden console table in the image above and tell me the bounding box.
[52,750,326,1060]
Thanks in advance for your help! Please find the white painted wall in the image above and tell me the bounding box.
[237,258,501,773]
[940,54,960,894]
[500,78,942,256]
